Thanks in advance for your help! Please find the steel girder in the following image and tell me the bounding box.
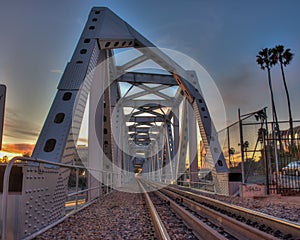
[33,5,228,186]
[20,8,230,238]
[117,72,178,85]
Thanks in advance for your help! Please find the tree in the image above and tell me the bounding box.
[243,141,249,156]
[270,45,294,146]
[256,48,280,134]
[229,147,235,167]
[1,155,9,163]
[22,152,31,157]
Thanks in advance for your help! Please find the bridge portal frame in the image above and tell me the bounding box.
[2,7,230,239]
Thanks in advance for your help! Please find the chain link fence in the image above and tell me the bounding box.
[219,108,300,195]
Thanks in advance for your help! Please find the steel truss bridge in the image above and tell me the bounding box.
[0,7,230,239]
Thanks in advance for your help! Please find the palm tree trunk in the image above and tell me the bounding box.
[267,67,280,130]
[267,67,282,151]
[280,62,294,147]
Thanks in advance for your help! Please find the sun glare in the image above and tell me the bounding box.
[0,150,22,162]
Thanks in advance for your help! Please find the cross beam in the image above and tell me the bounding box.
[117,72,178,85]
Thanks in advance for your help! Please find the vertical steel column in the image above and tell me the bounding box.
[143,158,149,178]
[163,136,170,183]
[88,50,107,200]
[169,123,176,182]
[160,140,166,182]
[165,125,174,183]
[173,107,180,180]
[154,145,158,181]
[122,129,130,179]
[177,100,189,185]
[110,81,122,188]
[151,153,155,180]
[128,156,134,174]
[115,122,123,187]
[148,157,152,180]
[188,104,199,187]
[157,149,163,182]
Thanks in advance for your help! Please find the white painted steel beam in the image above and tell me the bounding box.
[120,100,176,107]
[122,84,172,102]
[117,72,178,85]
[188,104,199,185]
[127,116,166,123]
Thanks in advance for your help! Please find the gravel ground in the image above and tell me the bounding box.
[35,182,299,239]
[180,187,300,223]
[36,190,157,240]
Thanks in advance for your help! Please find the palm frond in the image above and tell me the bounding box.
[275,45,284,54]
[270,49,278,66]
[282,49,294,66]
[256,55,265,69]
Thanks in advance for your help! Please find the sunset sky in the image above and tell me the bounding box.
[0,0,300,156]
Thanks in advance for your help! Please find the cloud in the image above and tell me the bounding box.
[2,143,34,155]
[217,64,269,119]
[3,108,41,142]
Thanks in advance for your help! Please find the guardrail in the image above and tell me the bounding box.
[1,156,123,240]
[142,171,215,192]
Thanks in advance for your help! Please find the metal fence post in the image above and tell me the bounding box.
[238,109,245,184]
[75,168,79,210]
[1,157,19,240]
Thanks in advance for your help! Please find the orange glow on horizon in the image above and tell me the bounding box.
[1,143,34,159]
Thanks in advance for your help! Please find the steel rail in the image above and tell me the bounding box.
[166,186,300,239]
[137,179,171,240]
[153,188,227,240]
[139,178,227,240]
[160,188,277,240]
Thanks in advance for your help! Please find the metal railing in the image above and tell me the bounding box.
[1,156,122,240]
[142,171,215,193]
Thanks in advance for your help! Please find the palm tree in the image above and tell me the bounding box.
[271,45,294,146]
[256,48,280,134]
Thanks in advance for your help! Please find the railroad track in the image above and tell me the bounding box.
[137,180,171,240]
[138,178,300,240]
[138,178,231,240]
